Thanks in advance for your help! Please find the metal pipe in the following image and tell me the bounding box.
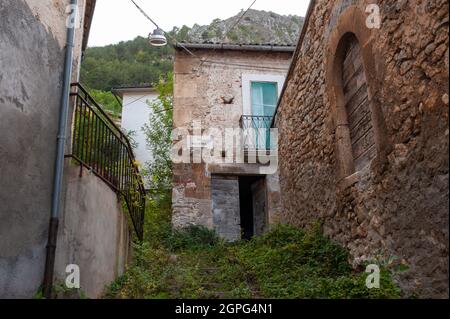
[43,0,78,299]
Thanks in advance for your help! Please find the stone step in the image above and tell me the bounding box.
[200,267,220,275]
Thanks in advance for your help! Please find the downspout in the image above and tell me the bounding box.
[43,0,78,299]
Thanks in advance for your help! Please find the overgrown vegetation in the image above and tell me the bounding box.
[138,72,174,246]
[142,72,173,196]
[34,282,88,300]
[104,220,401,299]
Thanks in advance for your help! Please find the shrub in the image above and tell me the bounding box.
[224,223,399,299]
[165,225,222,251]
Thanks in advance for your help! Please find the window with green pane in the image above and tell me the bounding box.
[251,82,278,116]
[251,82,278,149]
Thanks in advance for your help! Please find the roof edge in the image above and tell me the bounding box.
[111,85,157,98]
[82,0,97,51]
[176,42,296,53]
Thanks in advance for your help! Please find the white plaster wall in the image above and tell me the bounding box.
[121,92,158,167]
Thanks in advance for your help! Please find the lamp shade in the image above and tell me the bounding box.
[149,28,167,46]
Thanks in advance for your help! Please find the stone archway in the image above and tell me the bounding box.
[325,5,390,182]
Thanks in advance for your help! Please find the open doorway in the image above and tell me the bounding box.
[239,176,267,240]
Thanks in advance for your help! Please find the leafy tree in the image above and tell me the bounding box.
[88,89,122,117]
[143,72,173,191]
[139,72,173,241]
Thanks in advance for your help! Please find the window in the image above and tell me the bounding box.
[251,82,278,149]
[242,74,285,115]
[342,34,375,172]
[251,82,278,117]
[242,74,285,150]
[326,9,389,180]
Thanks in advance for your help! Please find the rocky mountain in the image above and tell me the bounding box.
[174,9,304,45]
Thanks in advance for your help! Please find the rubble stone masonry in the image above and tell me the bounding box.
[275,0,449,297]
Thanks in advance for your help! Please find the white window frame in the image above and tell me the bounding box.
[241,74,286,116]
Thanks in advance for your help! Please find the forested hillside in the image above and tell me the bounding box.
[80,36,174,92]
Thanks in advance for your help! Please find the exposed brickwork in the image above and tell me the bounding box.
[275,0,449,298]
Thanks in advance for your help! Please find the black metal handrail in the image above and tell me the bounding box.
[240,115,273,150]
[67,83,145,240]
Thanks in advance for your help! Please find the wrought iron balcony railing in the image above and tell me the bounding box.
[67,83,145,240]
[240,115,274,150]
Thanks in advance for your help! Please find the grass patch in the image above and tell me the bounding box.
[104,222,401,299]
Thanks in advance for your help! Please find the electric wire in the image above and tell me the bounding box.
[121,93,173,115]
[122,93,150,107]
[128,0,290,71]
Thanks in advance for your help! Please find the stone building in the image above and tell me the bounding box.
[1,0,145,298]
[172,43,294,241]
[274,0,449,297]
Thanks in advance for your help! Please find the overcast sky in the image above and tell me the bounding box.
[88,0,311,47]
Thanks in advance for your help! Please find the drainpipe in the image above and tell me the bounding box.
[43,0,78,299]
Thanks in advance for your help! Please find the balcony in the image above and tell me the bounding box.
[240,115,274,151]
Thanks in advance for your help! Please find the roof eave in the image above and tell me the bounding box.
[175,43,296,53]
[82,0,97,51]
[111,86,157,98]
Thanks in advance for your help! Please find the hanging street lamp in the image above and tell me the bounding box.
[149,28,167,47]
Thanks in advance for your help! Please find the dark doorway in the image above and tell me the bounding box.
[239,176,267,240]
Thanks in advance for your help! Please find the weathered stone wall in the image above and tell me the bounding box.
[0,0,90,298]
[172,49,292,236]
[275,0,449,298]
